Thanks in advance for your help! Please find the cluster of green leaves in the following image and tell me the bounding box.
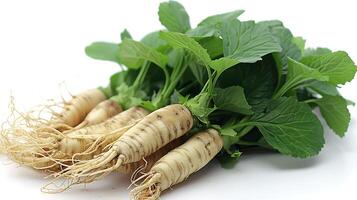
[85,1,356,167]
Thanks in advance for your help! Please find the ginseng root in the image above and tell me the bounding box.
[49,104,193,190]
[130,129,223,200]
[1,88,107,139]
[118,138,186,175]
[2,107,149,172]
[49,88,107,131]
[71,99,122,131]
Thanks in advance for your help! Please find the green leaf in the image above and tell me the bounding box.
[249,97,325,158]
[112,83,147,110]
[259,23,302,85]
[167,48,185,68]
[170,90,189,104]
[257,20,284,29]
[198,10,244,27]
[301,51,357,85]
[315,95,350,137]
[85,42,119,62]
[141,31,169,52]
[275,58,329,97]
[140,101,157,112]
[346,99,355,106]
[256,21,301,86]
[220,127,238,137]
[293,36,306,54]
[218,55,278,111]
[120,29,132,40]
[270,27,302,68]
[188,62,207,86]
[117,39,168,69]
[221,20,282,63]
[213,86,253,115]
[221,135,238,153]
[198,36,223,59]
[307,81,339,96]
[209,57,239,74]
[219,129,242,168]
[186,25,221,38]
[159,31,211,65]
[186,10,244,38]
[158,1,191,33]
[303,47,332,57]
[185,92,216,124]
[295,88,314,102]
[109,70,128,94]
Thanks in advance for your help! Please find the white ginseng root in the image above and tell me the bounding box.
[2,107,149,172]
[50,104,193,189]
[2,88,107,139]
[117,138,186,175]
[130,129,223,200]
[48,88,107,131]
[71,99,122,131]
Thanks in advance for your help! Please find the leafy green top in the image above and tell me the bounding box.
[84,1,356,166]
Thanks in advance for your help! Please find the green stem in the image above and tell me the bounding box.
[236,125,254,138]
[162,64,188,101]
[231,120,255,129]
[212,71,222,90]
[192,65,217,109]
[152,55,189,108]
[234,116,251,132]
[162,68,170,93]
[162,56,184,95]
[229,116,255,140]
[273,86,286,99]
[274,79,309,99]
[205,71,218,96]
[201,64,213,95]
[132,61,150,91]
[304,99,317,104]
[205,64,212,82]
[200,78,210,93]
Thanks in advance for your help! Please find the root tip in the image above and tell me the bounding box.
[130,173,161,200]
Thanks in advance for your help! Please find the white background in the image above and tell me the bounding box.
[0,0,357,199]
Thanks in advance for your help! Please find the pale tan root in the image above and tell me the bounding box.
[1,106,149,172]
[71,99,122,131]
[48,104,193,191]
[2,124,135,172]
[65,106,148,137]
[131,173,162,200]
[0,88,106,146]
[51,88,107,131]
[118,137,185,175]
[1,130,67,171]
[4,151,67,171]
[0,98,64,170]
[0,135,5,154]
[130,129,223,200]
[0,145,4,154]
[0,89,105,168]
[12,88,108,132]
